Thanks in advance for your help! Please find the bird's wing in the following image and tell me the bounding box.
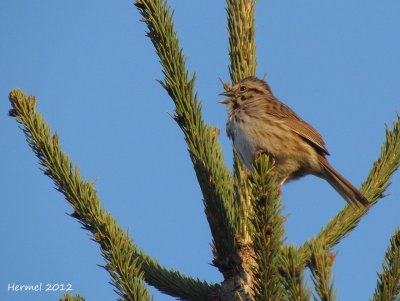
[249,95,330,156]
[284,117,330,156]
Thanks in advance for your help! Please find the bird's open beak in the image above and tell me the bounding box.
[218,91,235,104]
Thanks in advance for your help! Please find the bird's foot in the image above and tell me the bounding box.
[278,175,288,187]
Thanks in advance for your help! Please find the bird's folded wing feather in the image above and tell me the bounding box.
[248,95,330,156]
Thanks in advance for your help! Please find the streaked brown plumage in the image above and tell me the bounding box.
[220,76,368,207]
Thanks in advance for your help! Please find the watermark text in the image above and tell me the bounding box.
[7,282,73,293]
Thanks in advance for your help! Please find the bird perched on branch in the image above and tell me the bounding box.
[219,76,368,207]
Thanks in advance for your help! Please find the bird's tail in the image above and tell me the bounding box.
[319,156,368,207]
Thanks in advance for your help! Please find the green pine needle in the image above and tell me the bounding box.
[135,0,238,263]
[300,115,400,266]
[249,155,285,300]
[309,243,337,301]
[372,228,400,301]
[8,89,214,301]
[226,0,258,83]
[59,293,85,301]
[227,0,259,262]
[279,245,312,301]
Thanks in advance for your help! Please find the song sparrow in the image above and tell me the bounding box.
[220,76,368,206]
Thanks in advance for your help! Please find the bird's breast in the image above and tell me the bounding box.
[226,110,263,169]
[226,108,316,174]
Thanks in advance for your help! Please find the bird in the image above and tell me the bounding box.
[219,76,368,207]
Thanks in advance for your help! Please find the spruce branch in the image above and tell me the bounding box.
[300,115,400,264]
[8,89,215,301]
[279,245,312,301]
[226,0,257,248]
[226,0,258,84]
[139,254,215,301]
[134,0,238,267]
[372,228,400,301]
[309,243,337,301]
[59,293,85,301]
[250,155,286,300]
[233,153,252,237]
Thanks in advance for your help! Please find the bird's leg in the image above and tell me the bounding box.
[276,175,288,196]
[278,175,289,187]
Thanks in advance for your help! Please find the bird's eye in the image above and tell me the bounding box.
[239,86,247,92]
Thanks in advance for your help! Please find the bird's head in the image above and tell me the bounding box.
[219,76,273,105]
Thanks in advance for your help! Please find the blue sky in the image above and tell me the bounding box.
[1,1,399,300]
